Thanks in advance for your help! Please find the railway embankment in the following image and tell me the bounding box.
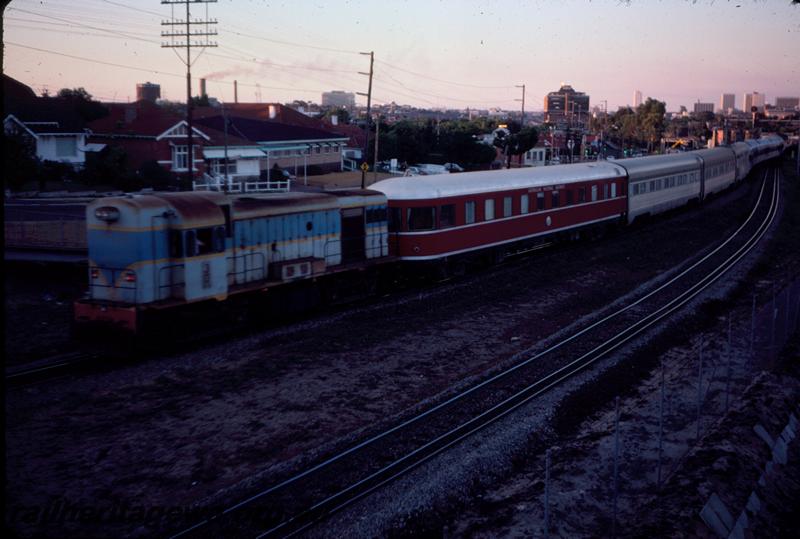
[5,161,796,538]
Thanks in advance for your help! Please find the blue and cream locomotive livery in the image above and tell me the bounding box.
[75,190,389,332]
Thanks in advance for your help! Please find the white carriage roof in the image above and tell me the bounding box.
[369,162,625,201]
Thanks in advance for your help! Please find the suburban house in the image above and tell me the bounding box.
[4,113,93,168]
[87,101,349,188]
[196,103,367,170]
[87,101,212,178]
[194,115,349,177]
[522,146,547,167]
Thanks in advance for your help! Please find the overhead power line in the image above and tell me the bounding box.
[375,59,514,89]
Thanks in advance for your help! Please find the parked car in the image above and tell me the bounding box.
[443,162,464,172]
[404,166,423,176]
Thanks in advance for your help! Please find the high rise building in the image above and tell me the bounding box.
[719,93,735,113]
[321,91,356,108]
[136,82,161,103]
[633,89,642,108]
[775,96,800,110]
[743,92,765,112]
[693,102,714,114]
[544,83,590,126]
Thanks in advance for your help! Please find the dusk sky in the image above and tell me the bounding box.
[3,0,799,112]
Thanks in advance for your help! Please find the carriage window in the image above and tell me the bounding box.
[503,196,513,217]
[408,207,436,231]
[603,184,609,199]
[520,194,529,214]
[484,199,495,221]
[536,192,545,211]
[388,207,402,232]
[566,190,574,205]
[440,204,456,228]
[551,191,559,208]
[591,185,598,202]
[611,182,617,198]
[578,187,586,203]
[465,201,476,224]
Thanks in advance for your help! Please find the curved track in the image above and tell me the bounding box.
[171,168,781,538]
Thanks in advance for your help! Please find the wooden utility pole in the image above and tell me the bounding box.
[516,84,525,166]
[357,51,374,189]
[161,0,218,190]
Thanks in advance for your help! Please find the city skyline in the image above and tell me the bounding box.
[3,0,799,111]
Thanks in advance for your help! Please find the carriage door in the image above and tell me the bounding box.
[341,207,365,264]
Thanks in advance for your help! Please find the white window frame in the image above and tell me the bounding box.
[173,145,188,170]
[484,199,495,221]
[465,201,476,224]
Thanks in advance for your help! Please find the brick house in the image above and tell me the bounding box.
[194,115,349,177]
[88,101,210,178]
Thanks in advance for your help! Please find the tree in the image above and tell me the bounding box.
[636,98,666,152]
[2,132,40,192]
[55,87,109,122]
[190,94,211,107]
[323,107,350,124]
[81,146,134,188]
[137,160,174,190]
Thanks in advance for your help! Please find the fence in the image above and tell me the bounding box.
[192,177,291,193]
[535,278,800,537]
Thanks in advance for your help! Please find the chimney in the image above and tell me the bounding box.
[200,78,207,98]
[234,80,238,103]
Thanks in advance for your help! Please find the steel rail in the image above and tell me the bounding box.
[172,168,778,538]
[5,351,99,385]
[262,168,781,538]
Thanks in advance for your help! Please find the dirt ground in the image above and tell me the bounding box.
[445,289,799,538]
[4,165,796,538]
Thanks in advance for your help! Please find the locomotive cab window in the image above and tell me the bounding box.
[185,227,224,257]
[169,229,184,258]
[407,207,436,231]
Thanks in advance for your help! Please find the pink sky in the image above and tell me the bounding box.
[4,0,799,111]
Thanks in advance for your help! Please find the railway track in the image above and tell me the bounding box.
[5,350,103,386]
[171,168,781,538]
